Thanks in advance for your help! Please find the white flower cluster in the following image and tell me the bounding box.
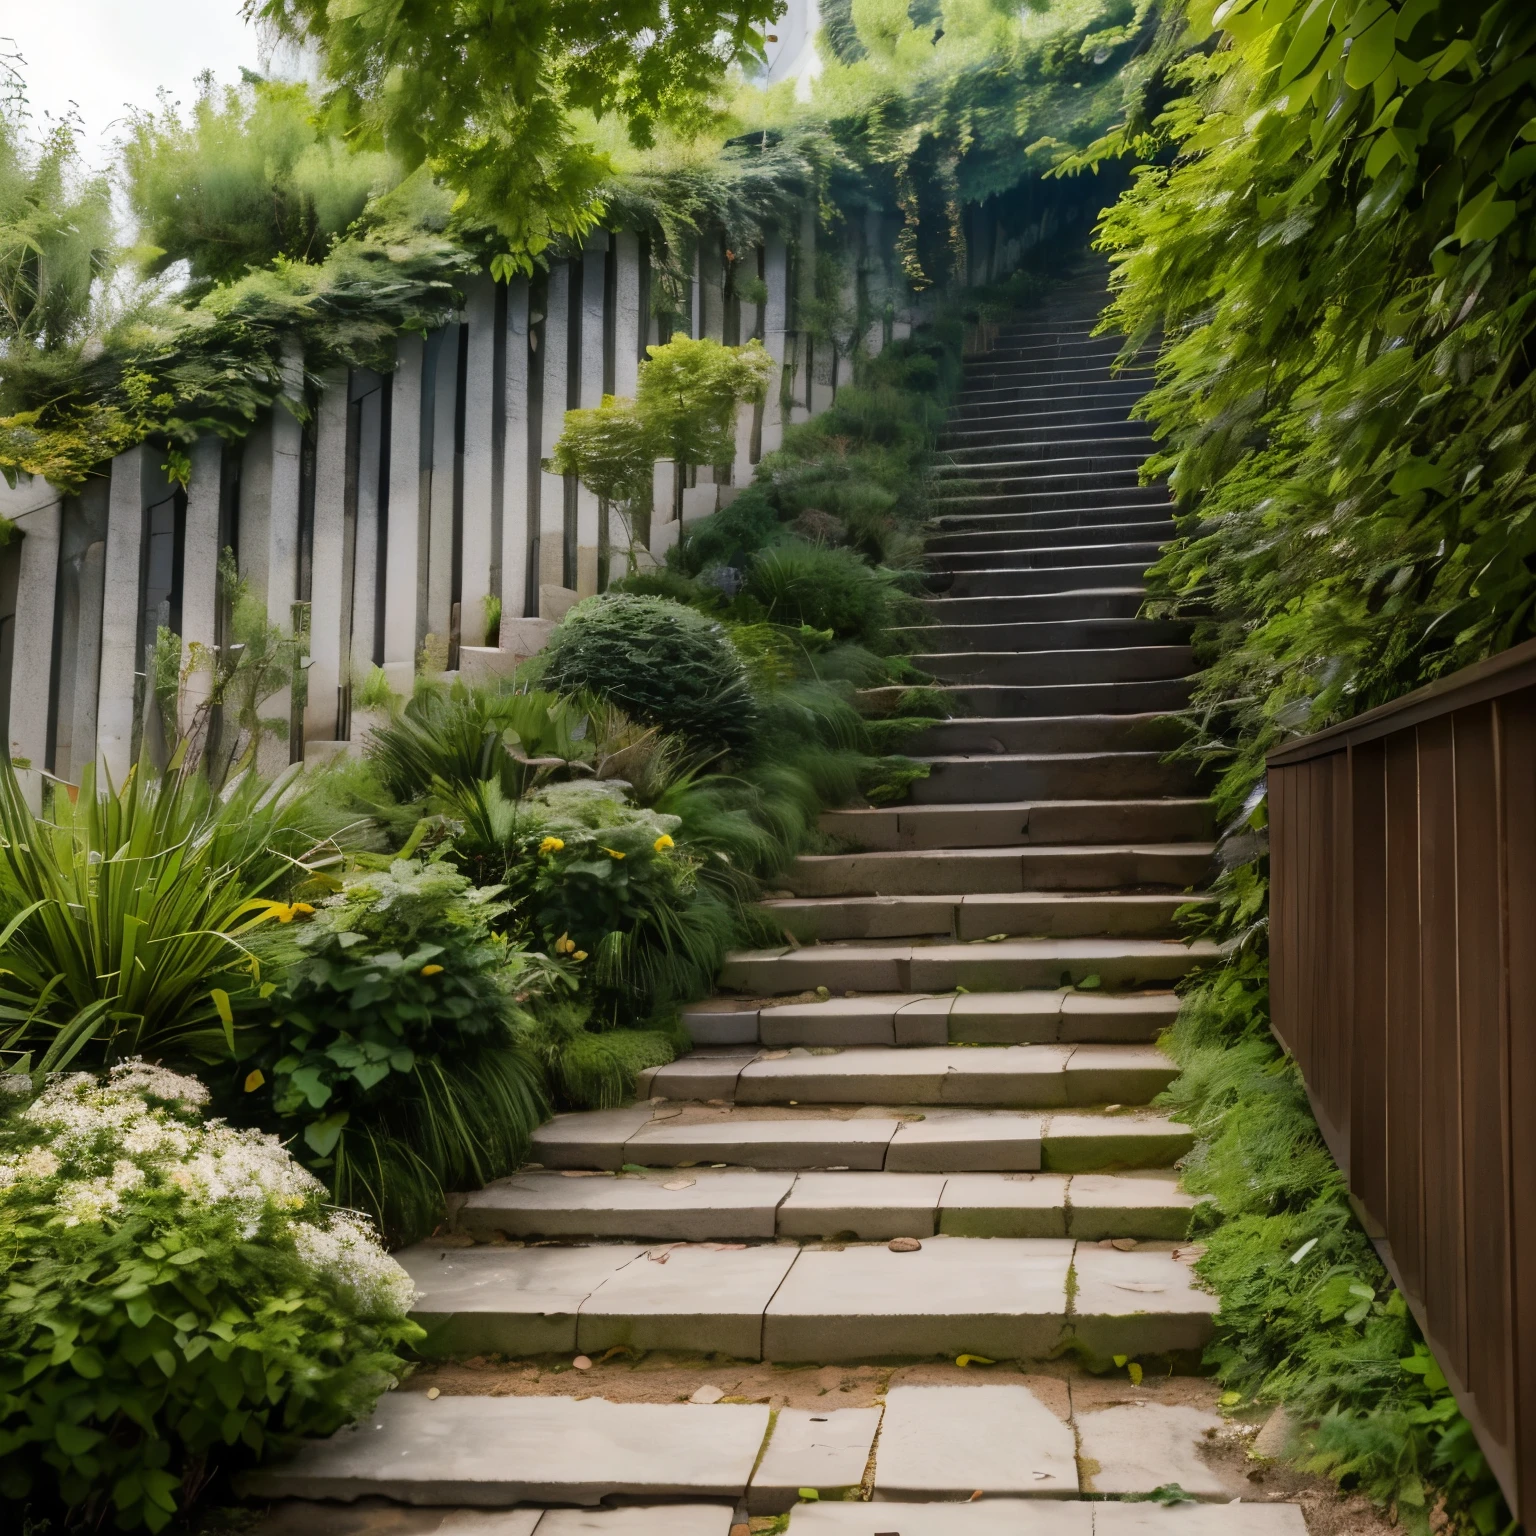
[293,1213,418,1318]
[0,1061,414,1320]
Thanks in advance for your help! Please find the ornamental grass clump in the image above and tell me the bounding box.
[0,1061,417,1532]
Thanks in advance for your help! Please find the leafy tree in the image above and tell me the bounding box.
[248,0,782,270]
[548,394,657,565]
[635,332,772,472]
[123,76,399,288]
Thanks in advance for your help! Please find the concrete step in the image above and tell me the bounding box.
[455,1167,1197,1243]
[935,565,1154,597]
[935,449,1148,480]
[937,679,1195,717]
[913,648,1193,689]
[900,714,1190,755]
[900,619,1187,654]
[934,468,1148,500]
[719,936,1218,994]
[641,1042,1177,1108]
[903,752,1200,803]
[767,890,1209,943]
[820,798,1215,852]
[927,512,1173,548]
[682,988,1181,1048]
[931,483,1169,516]
[397,1236,1216,1362]
[786,843,1214,897]
[929,542,1167,574]
[529,1101,1195,1173]
[955,380,1148,409]
[941,414,1149,448]
[921,590,1148,622]
[791,1502,1307,1534]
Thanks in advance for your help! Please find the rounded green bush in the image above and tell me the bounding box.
[540,593,759,752]
[745,542,897,645]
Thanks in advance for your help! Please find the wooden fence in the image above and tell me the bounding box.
[1268,636,1536,1516]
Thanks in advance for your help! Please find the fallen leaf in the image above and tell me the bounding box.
[426,1387,441,1400]
[956,1353,996,1367]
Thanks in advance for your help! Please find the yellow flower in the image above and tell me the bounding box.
[243,1069,265,1093]
[249,899,317,924]
[573,950,588,962]
[601,847,625,859]
[555,933,576,954]
[539,837,565,855]
[653,835,675,852]
[420,964,444,976]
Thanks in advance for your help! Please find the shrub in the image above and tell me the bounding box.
[744,542,904,647]
[0,1062,417,1532]
[236,860,549,1245]
[539,593,760,753]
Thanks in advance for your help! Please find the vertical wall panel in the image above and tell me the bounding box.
[1350,739,1389,1219]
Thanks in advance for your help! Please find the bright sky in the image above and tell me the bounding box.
[5,0,263,159]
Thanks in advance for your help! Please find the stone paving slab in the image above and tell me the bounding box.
[624,1116,898,1170]
[737,1046,1076,1107]
[1061,1045,1176,1106]
[787,1504,1093,1535]
[749,1406,882,1513]
[778,1172,946,1240]
[1058,991,1181,1044]
[1070,1246,1219,1360]
[893,997,954,1046]
[873,1384,1077,1501]
[1076,1402,1230,1499]
[1092,1507,1308,1534]
[759,997,928,1048]
[682,1005,761,1046]
[639,1052,756,1100]
[577,1243,799,1358]
[1040,1114,1193,1172]
[532,1108,657,1170]
[400,1246,644,1355]
[236,1393,771,1505]
[947,991,1065,1044]
[763,1237,1073,1361]
[533,1507,736,1534]
[434,1514,543,1536]
[1065,1173,1197,1241]
[937,1173,1069,1237]
[886,1113,1043,1171]
[458,1171,795,1241]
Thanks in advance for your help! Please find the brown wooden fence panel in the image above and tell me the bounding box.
[1268,640,1536,1516]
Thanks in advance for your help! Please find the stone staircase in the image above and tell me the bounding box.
[246,279,1310,1534]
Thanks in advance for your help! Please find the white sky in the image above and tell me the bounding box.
[5,1,264,160]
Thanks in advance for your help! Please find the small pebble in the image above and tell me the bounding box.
[689,1384,726,1404]
[572,1355,592,1370]
[1111,1237,1139,1251]
[426,1387,441,1400]
[888,1237,922,1253]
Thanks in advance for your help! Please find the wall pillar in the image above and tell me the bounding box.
[305,372,348,743]
[500,277,533,628]
[460,276,497,651]
[537,263,574,615]
[423,323,460,657]
[382,334,425,692]
[761,236,789,457]
[575,232,608,596]
[179,436,222,740]
[348,372,386,697]
[613,235,643,399]
[6,493,60,787]
[97,447,147,783]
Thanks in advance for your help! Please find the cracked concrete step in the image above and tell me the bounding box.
[930,507,1165,539]
[898,620,1189,659]
[719,937,1216,994]
[640,1043,1178,1107]
[900,714,1190,754]
[913,648,1192,690]
[932,483,1168,517]
[901,753,1201,803]
[937,565,1158,598]
[928,680,1195,717]
[929,541,1167,574]
[820,798,1214,852]
[765,890,1210,942]
[454,1168,1197,1243]
[924,520,1176,557]
[935,450,1148,482]
[957,380,1149,408]
[941,413,1149,444]
[682,989,1181,1048]
[785,844,1215,897]
[918,591,1148,622]
[529,1103,1195,1174]
[789,1505,1307,1534]
[238,1392,771,1505]
[397,1237,1217,1363]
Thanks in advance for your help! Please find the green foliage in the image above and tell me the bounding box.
[549,394,657,507]
[514,995,680,1111]
[237,860,549,1245]
[123,77,399,288]
[253,0,780,268]
[635,333,772,470]
[540,593,760,753]
[745,541,911,648]
[0,761,327,1072]
[0,1062,417,1531]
